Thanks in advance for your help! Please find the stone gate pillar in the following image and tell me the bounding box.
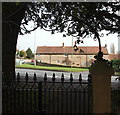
[89,52,114,113]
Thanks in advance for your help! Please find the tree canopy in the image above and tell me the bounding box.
[21,2,120,38]
[3,2,120,50]
[26,48,34,59]
[19,50,27,58]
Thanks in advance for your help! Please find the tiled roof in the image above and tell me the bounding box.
[36,46,108,55]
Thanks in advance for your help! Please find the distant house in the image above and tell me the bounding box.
[36,45,109,67]
[109,54,120,60]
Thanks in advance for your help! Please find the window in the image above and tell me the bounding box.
[64,54,68,57]
[57,60,60,63]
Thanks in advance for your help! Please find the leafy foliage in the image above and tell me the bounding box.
[26,48,34,59]
[3,2,120,46]
[19,50,27,58]
[110,59,120,72]
[20,2,120,40]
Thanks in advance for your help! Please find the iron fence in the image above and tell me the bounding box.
[111,77,120,114]
[2,72,92,114]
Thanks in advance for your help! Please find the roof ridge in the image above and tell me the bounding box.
[37,46,106,47]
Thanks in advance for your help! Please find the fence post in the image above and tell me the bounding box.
[89,57,114,113]
[38,82,42,114]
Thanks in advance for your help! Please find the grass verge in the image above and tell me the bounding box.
[15,64,88,72]
[115,72,120,75]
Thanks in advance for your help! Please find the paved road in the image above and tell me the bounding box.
[15,68,89,82]
[15,68,119,83]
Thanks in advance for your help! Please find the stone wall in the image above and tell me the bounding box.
[109,54,120,60]
[36,54,109,67]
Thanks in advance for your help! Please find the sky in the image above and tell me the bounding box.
[17,28,119,54]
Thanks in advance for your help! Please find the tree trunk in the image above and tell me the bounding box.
[2,3,26,82]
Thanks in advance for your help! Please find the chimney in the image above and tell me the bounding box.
[74,41,77,46]
[105,44,107,48]
[62,42,64,47]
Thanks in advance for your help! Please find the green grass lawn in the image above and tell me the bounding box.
[115,72,120,75]
[16,64,89,72]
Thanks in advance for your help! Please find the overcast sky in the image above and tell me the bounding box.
[17,28,118,54]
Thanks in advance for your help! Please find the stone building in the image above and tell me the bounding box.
[36,45,109,67]
[109,54,120,60]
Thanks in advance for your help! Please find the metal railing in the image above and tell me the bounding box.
[2,72,92,114]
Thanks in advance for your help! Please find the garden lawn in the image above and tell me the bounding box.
[16,64,88,72]
[115,72,120,75]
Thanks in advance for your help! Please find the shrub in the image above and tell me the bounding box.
[110,59,120,72]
